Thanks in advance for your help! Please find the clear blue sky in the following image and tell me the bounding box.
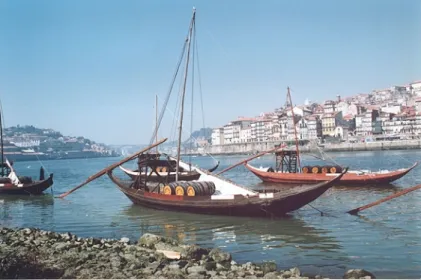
[0,0,420,145]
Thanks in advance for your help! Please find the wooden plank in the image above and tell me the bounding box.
[347,183,421,215]
[57,138,167,198]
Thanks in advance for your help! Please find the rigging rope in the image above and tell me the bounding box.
[148,37,189,146]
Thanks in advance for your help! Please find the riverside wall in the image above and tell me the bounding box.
[196,140,421,155]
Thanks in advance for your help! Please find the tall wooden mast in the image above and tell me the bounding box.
[0,107,4,177]
[155,94,159,154]
[287,86,301,170]
[176,8,196,181]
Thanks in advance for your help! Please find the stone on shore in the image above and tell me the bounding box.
[0,226,376,279]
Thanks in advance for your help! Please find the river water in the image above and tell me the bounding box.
[1,150,420,278]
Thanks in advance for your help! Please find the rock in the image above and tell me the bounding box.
[260,261,277,275]
[208,248,232,263]
[138,233,163,249]
[188,272,206,279]
[264,271,280,279]
[343,269,376,279]
[54,243,68,251]
[120,237,130,243]
[290,267,301,277]
[183,244,210,261]
[280,270,292,278]
[187,265,207,275]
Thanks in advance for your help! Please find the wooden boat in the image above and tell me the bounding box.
[107,155,348,217]
[0,165,54,195]
[244,88,418,186]
[0,109,53,195]
[100,9,353,218]
[245,156,418,185]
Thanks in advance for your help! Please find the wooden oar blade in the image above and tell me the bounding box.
[216,145,283,175]
[57,138,168,199]
[347,183,421,215]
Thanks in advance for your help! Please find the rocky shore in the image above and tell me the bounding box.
[0,227,376,279]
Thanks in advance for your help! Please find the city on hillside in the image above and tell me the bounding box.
[2,125,120,162]
[203,79,421,149]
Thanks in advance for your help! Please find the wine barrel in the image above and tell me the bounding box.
[321,166,332,174]
[192,182,202,196]
[162,185,174,195]
[186,185,196,196]
[311,166,321,174]
[330,165,343,174]
[175,185,185,196]
[302,166,311,173]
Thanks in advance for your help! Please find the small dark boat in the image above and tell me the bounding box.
[0,106,54,195]
[108,158,348,217]
[0,164,54,195]
[119,153,219,182]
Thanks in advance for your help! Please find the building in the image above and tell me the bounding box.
[323,100,336,113]
[409,81,421,96]
[321,112,343,137]
[306,115,322,140]
[355,109,379,136]
[211,127,224,145]
[251,117,272,142]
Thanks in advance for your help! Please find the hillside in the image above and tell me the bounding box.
[2,125,120,161]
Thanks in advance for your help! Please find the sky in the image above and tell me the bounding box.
[0,0,420,145]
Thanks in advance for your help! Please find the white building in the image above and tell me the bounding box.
[239,127,252,143]
[211,127,224,145]
[251,117,272,142]
[306,115,322,140]
[222,118,253,144]
[409,81,421,96]
[380,104,401,114]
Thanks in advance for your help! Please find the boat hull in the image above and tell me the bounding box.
[0,174,54,195]
[107,169,346,218]
[244,162,418,185]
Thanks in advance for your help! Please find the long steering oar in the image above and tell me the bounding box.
[57,138,168,199]
[347,183,421,215]
[216,146,282,175]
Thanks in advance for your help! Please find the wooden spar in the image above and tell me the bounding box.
[57,138,168,199]
[155,95,159,154]
[216,146,281,175]
[0,103,4,177]
[287,87,301,170]
[176,8,195,182]
[347,183,421,215]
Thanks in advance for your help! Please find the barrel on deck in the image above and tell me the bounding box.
[166,181,216,197]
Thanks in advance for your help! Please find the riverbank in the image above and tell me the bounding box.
[183,139,421,156]
[0,226,375,279]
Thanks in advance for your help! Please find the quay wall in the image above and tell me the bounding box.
[192,140,421,155]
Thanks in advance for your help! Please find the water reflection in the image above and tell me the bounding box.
[121,205,341,251]
[0,194,55,227]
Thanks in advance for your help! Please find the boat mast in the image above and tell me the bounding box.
[155,94,159,154]
[0,108,4,177]
[0,103,6,177]
[176,8,196,181]
[287,86,301,170]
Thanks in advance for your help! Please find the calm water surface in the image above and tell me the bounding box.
[1,150,420,278]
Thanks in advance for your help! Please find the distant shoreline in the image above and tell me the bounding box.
[4,153,120,163]
[181,139,421,156]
